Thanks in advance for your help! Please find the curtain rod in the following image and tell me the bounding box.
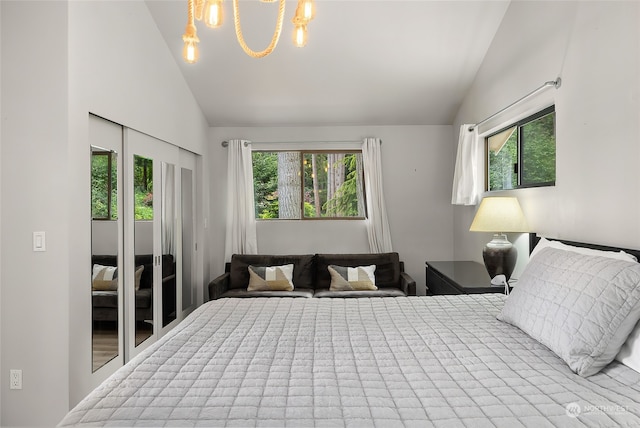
[468,77,562,132]
[221,140,369,147]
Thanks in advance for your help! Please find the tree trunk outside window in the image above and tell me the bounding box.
[277,152,301,219]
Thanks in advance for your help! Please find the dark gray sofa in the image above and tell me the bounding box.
[92,254,176,324]
[208,252,417,300]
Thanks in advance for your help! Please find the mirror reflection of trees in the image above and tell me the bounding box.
[133,155,154,347]
[91,147,119,372]
[134,156,153,220]
[91,151,117,220]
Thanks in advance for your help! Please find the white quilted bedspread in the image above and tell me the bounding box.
[60,296,640,427]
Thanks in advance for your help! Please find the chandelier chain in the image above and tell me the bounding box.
[232,0,286,58]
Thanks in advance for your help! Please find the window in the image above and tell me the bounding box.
[487,106,556,191]
[252,150,366,219]
[91,150,117,220]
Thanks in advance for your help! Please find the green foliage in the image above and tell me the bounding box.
[323,154,361,217]
[521,113,556,185]
[488,111,556,191]
[134,191,154,220]
[91,152,117,220]
[91,152,154,221]
[252,151,364,219]
[488,132,518,191]
[253,152,279,218]
[134,155,153,220]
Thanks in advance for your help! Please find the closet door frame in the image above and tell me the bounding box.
[88,114,125,378]
[123,129,179,360]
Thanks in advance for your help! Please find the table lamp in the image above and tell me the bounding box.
[469,196,529,281]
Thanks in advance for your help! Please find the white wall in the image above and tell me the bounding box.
[0,0,3,418]
[209,125,455,295]
[1,1,210,426]
[453,1,640,275]
[91,221,118,255]
[1,2,70,426]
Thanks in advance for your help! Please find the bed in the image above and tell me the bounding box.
[60,238,640,427]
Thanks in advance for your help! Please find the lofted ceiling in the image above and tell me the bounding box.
[145,0,510,127]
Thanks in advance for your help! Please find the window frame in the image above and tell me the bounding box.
[91,150,116,221]
[252,149,367,221]
[485,105,556,191]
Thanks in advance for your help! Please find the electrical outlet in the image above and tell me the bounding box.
[10,369,22,390]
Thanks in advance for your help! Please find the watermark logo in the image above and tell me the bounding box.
[566,402,581,418]
[565,402,628,419]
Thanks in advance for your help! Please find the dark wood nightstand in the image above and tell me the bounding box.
[426,261,506,295]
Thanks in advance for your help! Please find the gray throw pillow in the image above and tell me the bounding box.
[498,247,640,377]
[328,265,377,291]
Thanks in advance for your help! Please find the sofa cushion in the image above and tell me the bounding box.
[134,255,154,290]
[316,253,400,290]
[134,288,152,308]
[92,290,118,308]
[328,265,377,291]
[92,288,152,309]
[247,264,295,291]
[229,254,316,290]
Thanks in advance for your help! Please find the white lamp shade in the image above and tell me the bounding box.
[469,196,529,233]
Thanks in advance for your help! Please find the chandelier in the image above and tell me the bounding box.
[182,0,316,63]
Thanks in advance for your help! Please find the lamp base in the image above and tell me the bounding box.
[482,234,517,281]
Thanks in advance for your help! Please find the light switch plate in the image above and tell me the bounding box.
[33,231,46,252]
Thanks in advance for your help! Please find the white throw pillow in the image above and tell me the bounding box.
[616,321,640,373]
[530,237,638,263]
[529,238,640,373]
[498,247,640,377]
[531,239,640,374]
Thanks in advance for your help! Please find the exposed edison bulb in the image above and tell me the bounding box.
[204,0,223,28]
[182,20,200,64]
[293,24,307,48]
[183,38,200,63]
[301,0,316,21]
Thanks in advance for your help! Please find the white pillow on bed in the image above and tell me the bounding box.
[498,246,640,377]
[531,237,638,262]
[616,321,640,373]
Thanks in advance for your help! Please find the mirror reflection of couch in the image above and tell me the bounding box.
[91,254,176,325]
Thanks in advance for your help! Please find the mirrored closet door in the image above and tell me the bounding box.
[124,129,180,359]
[88,117,200,378]
[179,149,198,318]
[89,115,124,373]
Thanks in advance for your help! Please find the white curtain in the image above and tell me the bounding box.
[224,139,258,262]
[451,125,481,205]
[362,137,393,253]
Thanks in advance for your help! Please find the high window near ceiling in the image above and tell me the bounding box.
[252,150,366,219]
[486,105,556,191]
